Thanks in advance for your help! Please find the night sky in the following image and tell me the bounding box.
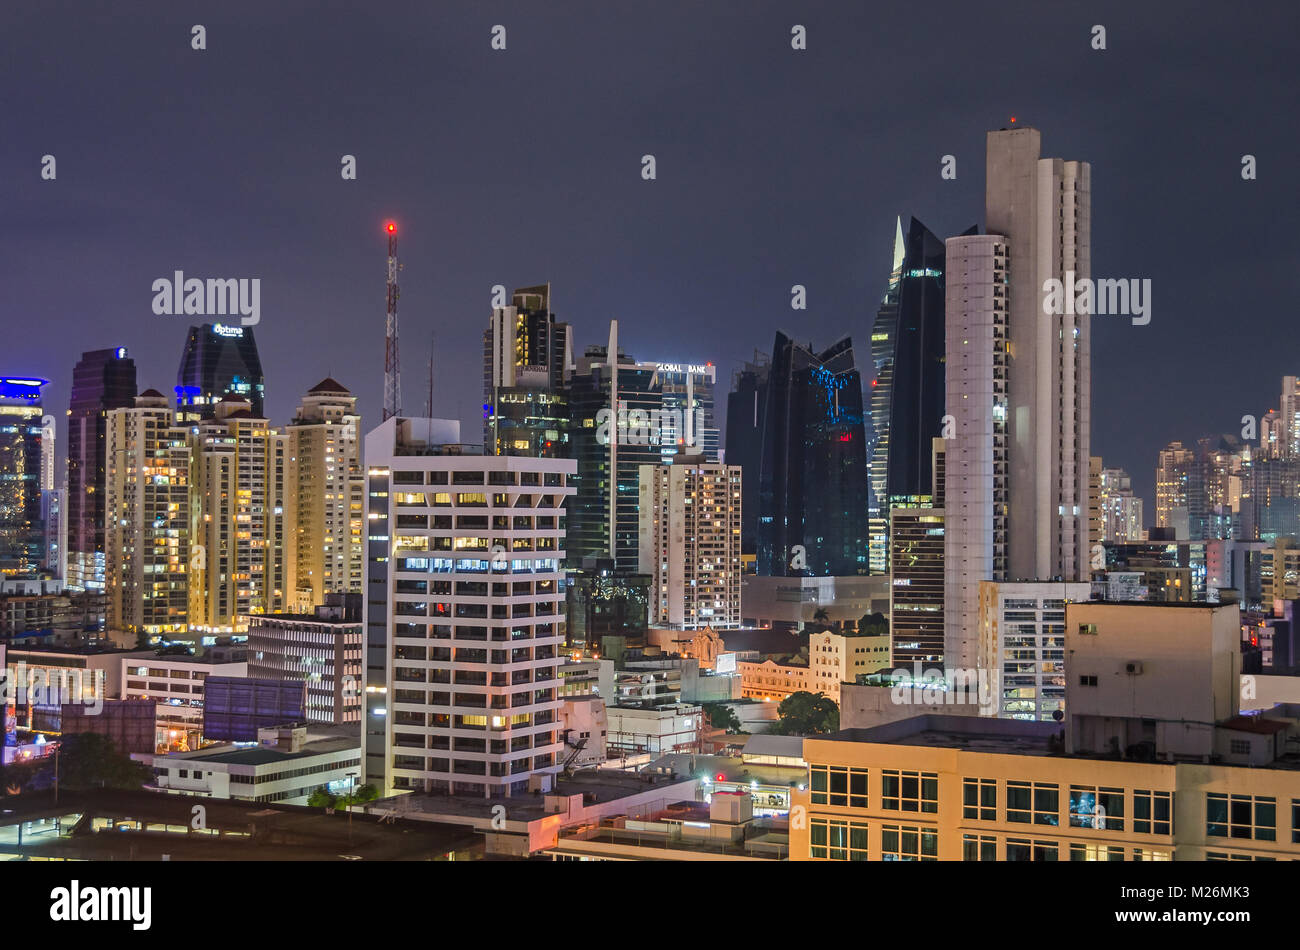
[4,1,1297,514]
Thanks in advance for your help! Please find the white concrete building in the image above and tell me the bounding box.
[121,653,248,752]
[605,703,702,759]
[559,695,608,769]
[638,457,742,630]
[246,593,364,726]
[137,724,362,805]
[944,234,1009,672]
[364,416,575,798]
[946,127,1093,671]
[978,580,1090,721]
[808,629,892,705]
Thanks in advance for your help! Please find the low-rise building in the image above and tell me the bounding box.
[808,630,892,705]
[559,695,608,769]
[791,601,1300,861]
[738,657,810,703]
[121,653,248,752]
[543,792,788,861]
[605,703,702,760]
[136,724,362,805]
[246,592,363,725]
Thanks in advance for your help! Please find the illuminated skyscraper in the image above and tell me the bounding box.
[1155,441,1193,538]
[188,397,287,634]
[482,284,572,458]
[868,216,974,574]
[0,377,49,576]
[363,415,573,797]
[754,331,869,578]
[175,322,265,418]
[638,456,742,630]
[567,322,663,571]
[285,378,365,612]
[66,347,137,590]
[105,390,192,637]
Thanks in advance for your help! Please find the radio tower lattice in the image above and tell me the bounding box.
[383,221,402,420]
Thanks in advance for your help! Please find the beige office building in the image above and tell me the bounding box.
[188,398,288,634]
[284,379,364,613]
[792,601,1300,861]
[105,391,193,637]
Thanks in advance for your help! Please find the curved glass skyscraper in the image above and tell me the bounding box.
[755,332,869,577]
[868,216,975,572]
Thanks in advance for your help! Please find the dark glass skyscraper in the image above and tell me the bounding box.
[176,323,265,418]
[868,216,974,572]
[0,377,51,576]
[482,284,572,458]
[725,355,770,556]
[66,347,137,589]
[755,332,869,577]
[567,328,663,572]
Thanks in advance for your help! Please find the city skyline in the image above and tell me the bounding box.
[6,3,1298,521]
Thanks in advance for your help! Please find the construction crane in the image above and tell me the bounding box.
[383,221,402,421]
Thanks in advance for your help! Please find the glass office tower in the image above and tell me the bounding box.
[0,377,50,576]
[175,322,265,418]
[755,332,869,577]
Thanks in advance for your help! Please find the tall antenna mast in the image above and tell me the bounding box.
[383,221,402,421]
[425,331,437,445]
[425,332,434,418]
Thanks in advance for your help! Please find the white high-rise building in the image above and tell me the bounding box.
[40,415,55,493]
[944,234,1010,671]
[978,579,1090,721]
[364,416,575,798]
[945,127,1092,671]
[637,457,742,629]
[1098,466,1145,542]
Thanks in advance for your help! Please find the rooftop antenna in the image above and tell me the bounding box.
[425,332,435,444]
[383,221,402,421]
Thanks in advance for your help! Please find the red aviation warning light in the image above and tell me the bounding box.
[386,221,397,233]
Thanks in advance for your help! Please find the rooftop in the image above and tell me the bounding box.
[170,735,360,767]
[375,768,695,823]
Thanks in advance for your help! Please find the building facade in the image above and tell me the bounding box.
[285,378,365,612]
[637,457,742,630]
[66,348,137,591]
[365,416,575,798]
[0,377,51,578]
[175,322,266,419]
[105,391,192,637]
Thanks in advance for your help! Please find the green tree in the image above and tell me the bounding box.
[768,691,839,736]
[701,702,742,734]
[341,783,379,806]
[49,733,152,790]
[307,786,337,810]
